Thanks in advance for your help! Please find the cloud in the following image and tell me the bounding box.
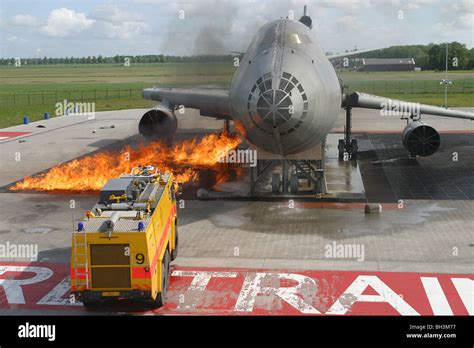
[442,0,474,13]
[91,3,143,23]
[11,14,39,27]
[320,0,368,9]
[5,35,27,45]
[433,1,473,39]
[369,0,440,10]
[40,8,95,37]
[6,35,18,42]
[433,12,474,36]
[3,0,473,58]
[88,3,149,40]
[335,15,365,33]
[459,13,474,28]
[93,21,149,40]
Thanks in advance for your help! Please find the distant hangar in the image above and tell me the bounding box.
[360,58,416,71]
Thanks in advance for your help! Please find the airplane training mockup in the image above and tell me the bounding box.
[141,6,474,158]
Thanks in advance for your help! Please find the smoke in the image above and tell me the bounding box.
[193,26,229,55]
[157,0,241,56]
[157,0,289,56]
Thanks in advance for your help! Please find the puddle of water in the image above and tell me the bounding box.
[23,227,53,234]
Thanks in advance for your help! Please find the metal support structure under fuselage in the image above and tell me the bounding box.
[248,138,327,196]
[282,160,289,193]
[249,158,327,196]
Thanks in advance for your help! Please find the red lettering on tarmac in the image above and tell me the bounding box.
[0,263,472,315]
[0,132,31,141]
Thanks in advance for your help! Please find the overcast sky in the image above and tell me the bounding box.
[1,0,473,58]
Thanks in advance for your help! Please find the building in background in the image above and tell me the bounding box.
[360,58,416,71]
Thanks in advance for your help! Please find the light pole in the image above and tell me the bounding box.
[440,42,452,109]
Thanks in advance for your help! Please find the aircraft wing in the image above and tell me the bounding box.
[142,87,232,120]
[343,92,474,120]
[327,48,385,60]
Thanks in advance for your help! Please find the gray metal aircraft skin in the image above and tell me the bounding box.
[142,13,474,156]
[229,19,341,155]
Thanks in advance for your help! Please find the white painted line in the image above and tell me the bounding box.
[452,278,473,315]
[421,277,453,315]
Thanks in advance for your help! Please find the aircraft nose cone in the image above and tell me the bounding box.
[247,72,309,134]
[256,89,293,127]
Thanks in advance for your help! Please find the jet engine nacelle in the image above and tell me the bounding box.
[402,121,440,157]
[138,108,177,141]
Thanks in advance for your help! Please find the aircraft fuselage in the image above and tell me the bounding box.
[229,19,341,155]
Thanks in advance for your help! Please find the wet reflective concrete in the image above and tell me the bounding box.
[358,133,474,201]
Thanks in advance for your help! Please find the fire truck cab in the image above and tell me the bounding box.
[70,166,178,308]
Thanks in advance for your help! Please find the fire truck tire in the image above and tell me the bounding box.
[171,226,178,261]
[152,249,170,308]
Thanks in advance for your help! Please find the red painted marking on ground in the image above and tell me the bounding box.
[331,129,474,134]
[0,262,472,316]
[0,132,31,140]
[296,202,402,210]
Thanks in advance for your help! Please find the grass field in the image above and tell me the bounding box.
[1,63,473,127]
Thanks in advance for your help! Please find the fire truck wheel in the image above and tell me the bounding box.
[171,226,178,261]
[152,249,170,308]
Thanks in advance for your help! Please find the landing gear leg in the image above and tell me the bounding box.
[223,120,230,133]
[338,106,358,161]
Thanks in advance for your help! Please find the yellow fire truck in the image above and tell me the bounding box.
[70,166,178,308]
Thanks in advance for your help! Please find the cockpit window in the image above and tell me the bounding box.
[288,34,302,44]
[287,33,311,44]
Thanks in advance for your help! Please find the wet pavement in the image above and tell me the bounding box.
[363,133,474,200]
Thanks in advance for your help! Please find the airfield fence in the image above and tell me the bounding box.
[1,88,145,106]
[1,80,474,106]
[344,79,474,95]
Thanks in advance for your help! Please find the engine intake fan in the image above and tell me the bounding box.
[402,121,440,157]
[138,108,177,142]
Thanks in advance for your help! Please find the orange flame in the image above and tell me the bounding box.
[10,132,242,192]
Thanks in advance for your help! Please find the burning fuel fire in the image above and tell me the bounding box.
[10,132,242,192]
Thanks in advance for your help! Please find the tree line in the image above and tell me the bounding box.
[2,42,473,70]
[346,42,474,70]
[0,54,234,66]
